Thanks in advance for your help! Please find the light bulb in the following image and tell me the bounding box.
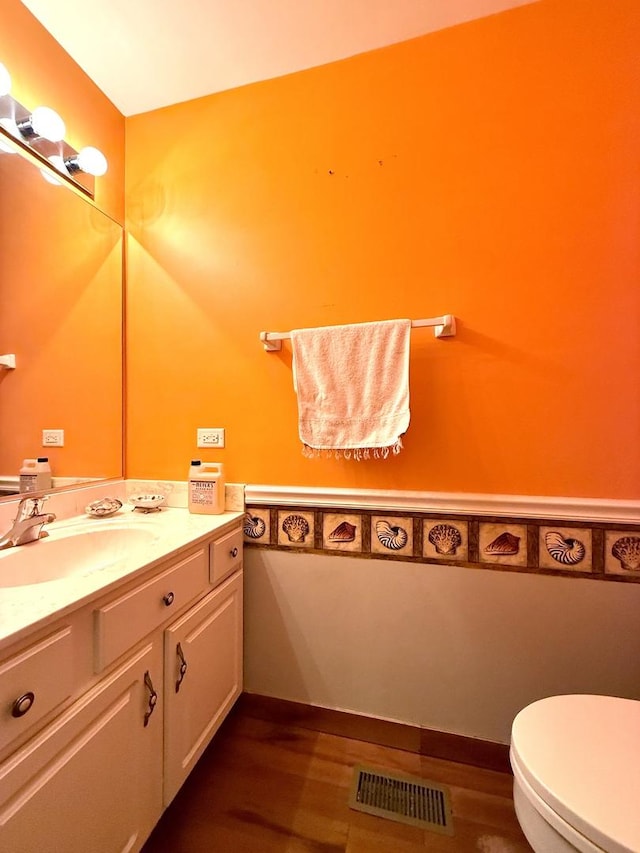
[0,117,16,154]
[18,106,65,142]
[0,63,11,97]
[47,154,67,173]
[30,106,66,141]
[67,145,108,177]
[40,167,62,186]
[0,116,19,138]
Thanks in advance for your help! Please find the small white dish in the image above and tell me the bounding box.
[85,497,123,518]
[128,493,166,512]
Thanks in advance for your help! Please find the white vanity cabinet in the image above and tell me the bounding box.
[0,517,243,853]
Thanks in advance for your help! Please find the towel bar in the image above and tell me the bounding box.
[260,315,456,352]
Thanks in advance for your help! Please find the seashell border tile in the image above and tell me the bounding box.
[243,501,640,585]
[243,508,271,544]
[423,520,468,561]
[322,513,362,552]
[478,522,528,567]
[538,526,592,572]
[605,531,640,575]
[278,510,315,547]
[371,515,413,556]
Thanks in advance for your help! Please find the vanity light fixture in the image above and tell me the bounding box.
[0,59,105,198]
[64,145,108,177]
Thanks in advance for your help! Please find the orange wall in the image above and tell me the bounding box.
[0,0,125,223]
[126,0,640,498]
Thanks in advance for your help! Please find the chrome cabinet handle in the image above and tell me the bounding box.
[11,692,35,718]
[143,671,157,727]
[163,591,175,607]
[230,547,238,558]
[175,642,188,693]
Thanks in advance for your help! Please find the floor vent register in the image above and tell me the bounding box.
[349,765,454,835]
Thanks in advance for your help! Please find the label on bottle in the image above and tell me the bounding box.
[19,474,38,493]
[190,479,218,506]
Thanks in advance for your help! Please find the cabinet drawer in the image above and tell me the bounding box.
[210,527,242,587]
[0,627,74,753]
[95,547,208,672]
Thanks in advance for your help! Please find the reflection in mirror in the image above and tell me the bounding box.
[0,134,123,500]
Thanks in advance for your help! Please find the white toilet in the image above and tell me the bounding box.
[510,694,640,853]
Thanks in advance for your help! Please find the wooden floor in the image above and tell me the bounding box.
[142,706,533,852]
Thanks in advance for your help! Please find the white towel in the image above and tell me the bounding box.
[291,319,411,459]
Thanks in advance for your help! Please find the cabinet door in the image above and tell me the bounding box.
[164,570,243,806]
[0,640,163,853]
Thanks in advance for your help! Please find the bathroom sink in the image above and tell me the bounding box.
[0,522,159,587]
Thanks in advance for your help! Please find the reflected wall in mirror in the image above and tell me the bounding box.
[0,135,123,499]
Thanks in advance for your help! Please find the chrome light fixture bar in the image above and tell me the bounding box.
[0,61,107,198]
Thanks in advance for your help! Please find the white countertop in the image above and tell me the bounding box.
[0,507,243,652]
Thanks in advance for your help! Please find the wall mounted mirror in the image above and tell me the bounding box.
[0,130,123,499]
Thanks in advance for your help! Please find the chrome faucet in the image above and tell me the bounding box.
[0,496,56,550]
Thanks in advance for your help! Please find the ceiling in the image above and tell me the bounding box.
[21,0,537,117]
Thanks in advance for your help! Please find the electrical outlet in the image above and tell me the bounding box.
[197,428,225,448]
[43,429,64,447]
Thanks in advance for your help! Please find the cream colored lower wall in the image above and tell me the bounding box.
[243,549,640,744]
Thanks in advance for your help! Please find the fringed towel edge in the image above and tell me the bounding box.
[302,437,404,460]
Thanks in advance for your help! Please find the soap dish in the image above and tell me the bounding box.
[129,493,166,513]
[85,497,123,518]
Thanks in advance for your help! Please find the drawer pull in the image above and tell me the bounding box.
[175,642,188,693]
[230,547,239,558]
[143,671,158,727]
[11,692,35,718]
[163,591,175,607]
